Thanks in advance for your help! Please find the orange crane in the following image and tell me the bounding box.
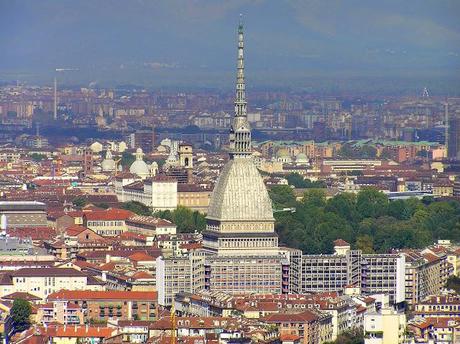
[170,304,176,344]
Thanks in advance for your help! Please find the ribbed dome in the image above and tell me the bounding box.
[206,157,274,222]
[101,150,116,172]
[129,148,150,177]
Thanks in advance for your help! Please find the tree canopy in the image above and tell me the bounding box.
[155,206,206,233]
[286,173,326,189]
[121,201,152,216]
[10,299,32,334]
[120,151,135,168]
[272,186,460,254]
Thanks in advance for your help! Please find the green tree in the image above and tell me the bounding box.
[29,153,47,162]
[388,200,411,220]
[286,173,308,188]
[10,299,32,333]
[156,206,206,233]
[325,328,364,344]
[286,173,326,188]
[73,196,87,208]
[121,151,135,168]
[302,189,326,208]
[326,193,358,223]
[121,201,151,216]
[360,145,377,159]
[446,275,460,295]
[269,185,296,209]
[356,235,375,253]
[356,188,388,219]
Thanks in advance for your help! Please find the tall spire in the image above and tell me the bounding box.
[229,14,252,158]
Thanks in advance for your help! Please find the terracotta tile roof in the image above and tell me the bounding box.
[120,231,147,241]
[47,290,157,301]
[84,208,134,221]
[42,325,115,338]
[126,215,175,227]
[149,317,237,330]
[7,227,57,241]
[422,252,441,263]
[280,334,301,341]
[425,317,460,328]
[131,271,154,280]
[2,292,42,301]
[117,320,151,327]
[12,268,88,278]
[333,239,350,247]
[356,305,367,314]
[262,310,320,323]
[129,252,156,262]
[65,225,89,236]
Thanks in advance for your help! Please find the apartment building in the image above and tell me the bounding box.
[262,311,333,344]
[0,268,104,299]
[156,251,206,306]
[0,201,47,228]
[413,294,460,318]
[293,240,406,304]
[204,255,285,296]
[364,308,406,344]
[403,250,453,308]
[84,208,134,236]
[47,290,158,322]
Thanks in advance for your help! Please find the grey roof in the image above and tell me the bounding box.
[206,157,274,222]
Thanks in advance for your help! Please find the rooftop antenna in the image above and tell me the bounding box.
[422,87,429,98]
[445,102,449,152]
[54,68,79,120]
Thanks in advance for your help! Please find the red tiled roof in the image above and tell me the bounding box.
[131,271,154,280]
[262,311,319,323]
[2,292,42,301]
[66,225,89,236]
[84,208,134,221]
[42,325,114,338]
[422,252,441,263]
[280,334,301,341]
[333,239,350,247]
[47,290,157,301]
[129,252,155,262]
[7,227,57,241]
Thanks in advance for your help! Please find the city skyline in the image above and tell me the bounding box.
[1,0,460,93]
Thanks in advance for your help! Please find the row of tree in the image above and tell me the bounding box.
[270,185,460,254]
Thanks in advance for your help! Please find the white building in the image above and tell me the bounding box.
[364,308,406,344]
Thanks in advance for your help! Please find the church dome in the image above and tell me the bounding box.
[129,148,150,177]
[206,158,274,222]
[296,153,308,164]
[101,150,116,172]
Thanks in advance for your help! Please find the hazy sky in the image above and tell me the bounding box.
[1,0,459,90]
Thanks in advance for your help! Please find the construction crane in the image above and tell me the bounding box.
[54,68,79,120]
[170,304,176,344]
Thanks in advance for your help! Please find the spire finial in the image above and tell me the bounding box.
[229,15,251,158]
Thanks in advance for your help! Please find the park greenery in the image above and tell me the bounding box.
[286,173,326,189]
[446,275,460,295]
[121,201,152,216]
[325,328,364,344]
[338,143,377,159]
[10,299,32,334]
[270,185,460,254]
[120,151,136,168]
[155,206,206,233]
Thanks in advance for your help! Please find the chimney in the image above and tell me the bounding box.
[0,214,7,231]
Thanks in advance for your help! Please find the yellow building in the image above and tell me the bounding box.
[364,308,406,344]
